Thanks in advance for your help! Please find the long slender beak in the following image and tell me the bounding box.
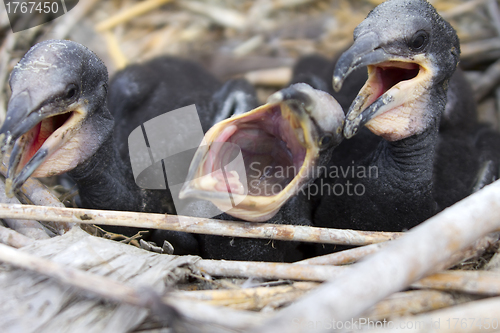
[0,91,50,196]
[0,91,44,156]
[333,32,389,92]
[333,32,427,139]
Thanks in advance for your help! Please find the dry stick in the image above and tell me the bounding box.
[173,282,319,310]
[412,270,500,295]
[0,225,34,248]
[252,180,500,333]
[95,0,174,32]
[103,30,129,70]
[196,260,347,282]
[0,32,15,122]
[244,67,293,87]
[297,232,499,267]
[364,297,500,333]
[362,290,458,321]
[0,203,402,245]
[48,0,101,39]
[461,38,500,60]
[0,181,51,240]
[473,57,500,102]
[0,164,72,234]
[178,1,247,29]
[297,242,388,265]
[440,0,489,20]
[0,242,263,330]
[487,0,500,38]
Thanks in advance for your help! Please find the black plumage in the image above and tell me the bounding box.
[307,0,497,232]
[180,83,346,262]
[0,39,257,254]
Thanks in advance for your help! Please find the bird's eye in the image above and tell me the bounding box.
[319,133,334,150]
[409,30,429,52]
[65,84,79,100]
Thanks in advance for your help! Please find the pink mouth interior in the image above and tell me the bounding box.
[365,62,420,107]
[19,112,72,169]
[202,105,307,197]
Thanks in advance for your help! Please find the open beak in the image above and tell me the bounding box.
[334,33,434,140]
[0,91,85,197]
[180,84,341,222]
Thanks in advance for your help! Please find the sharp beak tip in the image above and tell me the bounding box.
[343,120,359,139]
[267,91,284,105]
[332,76,343,92]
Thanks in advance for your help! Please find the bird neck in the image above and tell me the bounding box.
[67,103,158,213]
[371,108,440,191]
[68,127,143,212]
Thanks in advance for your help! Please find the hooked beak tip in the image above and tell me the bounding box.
[343,117,362,139]
[333,76,343,92]
[267,91,284,105]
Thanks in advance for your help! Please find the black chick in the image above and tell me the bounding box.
[0,40,257,254]
[313,0,462,231]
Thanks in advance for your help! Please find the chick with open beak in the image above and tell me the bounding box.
[180,83,344,223]
[315,0,461,233]
[334,0,459,142]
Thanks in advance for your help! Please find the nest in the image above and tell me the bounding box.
[1,0,500,332]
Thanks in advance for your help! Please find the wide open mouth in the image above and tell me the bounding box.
[16,111,75,172]
[195,102,308,199]
[343,58,432,140]
[363,61,421,111]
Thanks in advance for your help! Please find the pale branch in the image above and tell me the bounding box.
[362,297,500,333]
[0,164,72,235]
[0,225,34,248]
[95,0,174,31]
[0,203,402,245]
[0,242,263,331]
[196,259,348,282]
[252,180,500,333]
[297,243,387,265]
[412,270,500,295]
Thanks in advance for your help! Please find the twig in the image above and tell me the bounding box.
[244,67,292,87]
[0,180,51,239]
[178,1,247,29]
[0,225,34,248]
[461,38,500,61]
[196,260,348,282]
[0,32,16,124]
[362,297,500,333]
[251,180,500,333]
[472,57,500,101]
[46,0,101,39]
[0,241,263,331]
[248,0,321,21]
[95,0,174,32]
[297,233,498,266]
[0,203,403,245]
[440,0,489,20]
[0,164,72,234]
[103,30,129,70]
[487,0,500,38]
[362,290,458,320]
[412,270,500,295]
[297,243,387,265]
[173,282,319,310]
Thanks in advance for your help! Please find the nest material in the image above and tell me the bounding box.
[0,0,500,332]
